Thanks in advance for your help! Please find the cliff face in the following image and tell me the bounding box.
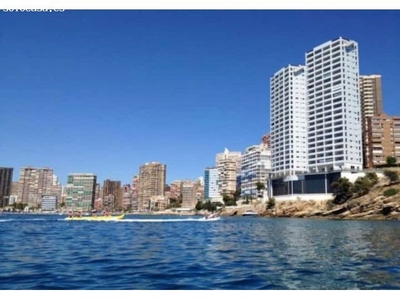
[222,180,400,220]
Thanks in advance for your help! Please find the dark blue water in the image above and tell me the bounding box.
[0,214,400,290]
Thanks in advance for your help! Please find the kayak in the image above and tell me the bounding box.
[65,214,125,221]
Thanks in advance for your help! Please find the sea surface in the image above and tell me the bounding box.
[0,213,400,290]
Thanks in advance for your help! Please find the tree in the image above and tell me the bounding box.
[256,182,265,197]
[233,189,241,202]
[386,156,397,166]
[203,201,217,212]
[267,197,276,209]
[223,194,236,206]
[331,177,353,204]
[168,198,181,208]
[365,172,379,186]
[195,201,203,211]
[352,176,372,197]
[384,170,399,183]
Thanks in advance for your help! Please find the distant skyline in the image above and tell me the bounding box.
[1,9,400,185]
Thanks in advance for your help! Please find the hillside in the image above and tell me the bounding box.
[222,175,400,220]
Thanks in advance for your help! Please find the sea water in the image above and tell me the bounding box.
[0,213,399,290]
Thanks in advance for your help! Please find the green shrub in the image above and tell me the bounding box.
[366,172,379,186]
[331,177,353,204]
[352,176,372,196]
[384,170,399,183]
[326,200,335,211]
[383,188,398,197]
[267,197,276,209]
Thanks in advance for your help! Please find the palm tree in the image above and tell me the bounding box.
[256,182,265,198]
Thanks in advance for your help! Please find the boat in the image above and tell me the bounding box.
[242,210,259,217]
[65,214,125,221]
[204,212,221,220]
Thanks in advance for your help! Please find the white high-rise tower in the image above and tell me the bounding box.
[306,37,363,172]
[270,65,308,179]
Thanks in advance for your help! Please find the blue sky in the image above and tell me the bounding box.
[1,10,400,185]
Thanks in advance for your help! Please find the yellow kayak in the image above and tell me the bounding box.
[65,214,125,221]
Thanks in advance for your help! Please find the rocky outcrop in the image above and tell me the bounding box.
[221,179,400,220]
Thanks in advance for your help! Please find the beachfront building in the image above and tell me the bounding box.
[131,175,139,211]
[0,167,13,207]
[306,37,363,172]
[137,162,166,211]
[181,180,198,209]
[17,167,60,208]
[366,114,400,167]
[204,167,220,202]
[41,195,57,211]
[270,64,308,179]
[122,184,132,210]
[65,173,97,211]
[216,148,242,196]
[360,75,384,168]
[103,179,122,209]
[270,37,364,200]
[240,143,271,200]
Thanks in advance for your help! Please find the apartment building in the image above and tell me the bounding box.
[366,114,400,166]
[204,167,219,201]
[181,180,198,209]
[65,173,97,210]
[137,162,166,211]
[18,167,59,208]
[306,37,363,172]
[240,143,271,198]
[270,65,308,178]
[215,148,242,196]
[360,75,384,168]
[0,167,13,207]
[103,179,122,209]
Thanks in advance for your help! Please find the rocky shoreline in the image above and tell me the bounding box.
[221,181,400,221]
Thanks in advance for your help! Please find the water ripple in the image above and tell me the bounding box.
[1,214,400,289]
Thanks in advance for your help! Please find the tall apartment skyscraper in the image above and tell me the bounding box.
[65,173,97,210]
[181,180,198,209]
[103,179,122,209]
[360,75,383,168]
[270,65,308,178]
[18,167,58,207]
[240,143,271,197]
[138,162,166,211]
[204,167,219,200]
[360,75,383,120]
[215,148,242,195]
[306,37,363,172]
[0,167,13,207]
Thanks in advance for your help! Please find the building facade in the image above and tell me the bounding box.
[181,181,198,209]
[122,184,132,210]
[0,167,13,207]
[204,167,219,200]
[103,179,122,209]
[360,75,384,168]
[17,167,59,208]
[366,114,400,167]
[306,37,363,172]
[138,162,166,211]
[41,195,57,211]
[270,65,308,179]
[240,143,271,198]
[65,173,97,211]
[216,148,242,196]
[261,133,271,148]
